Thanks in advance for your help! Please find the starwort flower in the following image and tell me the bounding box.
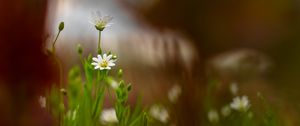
[221,105,231,117]
[90,11,113,31]
[100,108,118,124]
[149,105,169,123]
[91,53,116,70]
[207,109,219,123]
[230,95,251,112]
[230,82,238,95]
[168,84,182,103]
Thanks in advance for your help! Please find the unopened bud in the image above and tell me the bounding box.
[127,84,132,91]
[112,54,117,60]
[77,44,83,54]
[59,22,64,31]
[117,69,123,78]
[60,88,67,95]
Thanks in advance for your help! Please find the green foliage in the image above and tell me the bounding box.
[45,21,148,126]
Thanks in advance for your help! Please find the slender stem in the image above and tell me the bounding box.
[52,31,61,52]
[98,30,102,54]
[54,56,63,87]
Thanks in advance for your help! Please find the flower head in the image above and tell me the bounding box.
[230,82,238,95]
[100,108,118,124]
[207,109,219,123]
[168,84,182,103]
[221,105,231,117]
[39,96,46,108]
[92,54,116,70]
[149,105,169,123]
[230,95,250,112]
[90,11,113,31]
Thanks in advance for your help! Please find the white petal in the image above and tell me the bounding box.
[97,55,103,60]
[94,66,100,69]
[106,67,111,70]
[92,57,99,62]
[91,62,98,66]
[103,54,107,59]
[106,54,112,60]
[100,67,105,70]
[108,62,115,66]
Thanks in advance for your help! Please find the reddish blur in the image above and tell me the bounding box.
[0,0,54,125]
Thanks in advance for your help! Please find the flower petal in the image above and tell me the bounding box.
[97,55,103,60]
[91,62,98,66]
[106,54,112,60]
[103,54,107,59]
[108,62,115,66]
[92,57,99,62]
[94,66,100,69]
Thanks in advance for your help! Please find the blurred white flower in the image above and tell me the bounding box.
[207,109,219,123]
[221,105,231,117]
[39,96,46,108]
[230,82,238,95]
[168,84,182,103]
[149,105,169,123]
[110,80,119,89]
[100,108,118,124]
[90,11,113,31]
[230,95,250,112]
[92,54,116,70]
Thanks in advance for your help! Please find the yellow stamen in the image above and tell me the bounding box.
[100,60,108,67]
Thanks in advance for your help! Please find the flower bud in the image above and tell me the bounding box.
[112,54,117,60]
[127,84,132,92]
[117,69,123,78]
[59,22,64,31]
[60,88,67,95]
[77,44,83,54]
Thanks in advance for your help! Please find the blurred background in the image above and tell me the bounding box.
[1,0,300,125]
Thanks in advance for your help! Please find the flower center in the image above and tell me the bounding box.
[95,21,106,30]
[100,60,108,67]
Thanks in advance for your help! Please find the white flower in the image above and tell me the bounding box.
[168,84,182,103]
[110,80,119,89]
[230,95,250,112]
[149,105,169,123]
[39,96,46,108]
[230,82,238,95]
[91,54,116,70]
[100,108,118,124]
[221,105,231,117]
[90,11,113,31]
[207,109,219,123]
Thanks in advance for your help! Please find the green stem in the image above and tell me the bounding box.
[51,30,64,88]
[54,56,63,87]
[98,30,102,54]
[52,31,61,52]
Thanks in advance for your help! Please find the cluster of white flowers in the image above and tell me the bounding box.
[100,108,118,124]
[168,84,182,103]
[149,105,169,123]
[90,11,113,31]
[207,109,219,123]
[230,95,250,112]
[207,95,251,123]
[91,54,116,70]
